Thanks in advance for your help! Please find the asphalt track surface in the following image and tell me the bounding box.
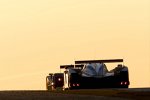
[0,88,150,100]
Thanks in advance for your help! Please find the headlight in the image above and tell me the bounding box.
[58,78,61,81]
[51,82,54,85]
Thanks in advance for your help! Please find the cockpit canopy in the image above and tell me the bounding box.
[82,63,108,77]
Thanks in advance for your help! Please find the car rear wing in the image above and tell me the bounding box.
[60,65,74,69]
[75,59,123,64]
[60,64,84,69]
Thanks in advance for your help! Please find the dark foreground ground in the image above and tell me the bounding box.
[0,88,150,100]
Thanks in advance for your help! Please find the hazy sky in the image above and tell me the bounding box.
[0,0,150,90]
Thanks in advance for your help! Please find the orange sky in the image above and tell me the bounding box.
[0,0,150,90]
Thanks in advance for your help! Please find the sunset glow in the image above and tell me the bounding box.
[0,0,150,90]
